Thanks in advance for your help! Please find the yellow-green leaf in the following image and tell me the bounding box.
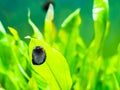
[44,4,56,44]
[29,38,72,90]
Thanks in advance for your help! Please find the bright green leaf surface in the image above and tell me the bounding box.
[91,0,109,53]
[29,38,72,90]
[28,10,43,40]
[0,22,6,39]
[0,0,120,90]
[44,4,56,44]
[55,9,86,77]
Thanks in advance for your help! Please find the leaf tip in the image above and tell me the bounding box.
[45,3,54,21]
[61,8,80,28]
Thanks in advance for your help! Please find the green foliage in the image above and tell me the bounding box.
[0,0,120,90]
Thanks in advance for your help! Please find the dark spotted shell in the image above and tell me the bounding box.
[32,46,46,65]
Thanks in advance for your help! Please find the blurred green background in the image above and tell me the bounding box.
[0,0,120,57]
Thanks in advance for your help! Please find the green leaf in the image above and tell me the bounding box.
[0,25,30,90]
[26,77,39,90]
[31,73,49,90]
[57,8,85,55]
[0,72,18,90]
[44,4,56,44]
[61,9,81,28]
[56,9,86,76]
[8,27,19,40]
[8,27,30,80]
[0,37,28,90]
[102,73,120,90]
[0,21,6,40]
[29,38,72,90]
[28,9,43,39]
[91,0,109,53]
[26,75,49,90]
[79,2,110,89]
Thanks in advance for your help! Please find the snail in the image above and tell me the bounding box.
[32,46,46,65]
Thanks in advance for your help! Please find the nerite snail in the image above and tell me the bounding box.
[32,46,46,65]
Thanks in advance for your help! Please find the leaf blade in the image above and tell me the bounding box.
[29,38,72,90]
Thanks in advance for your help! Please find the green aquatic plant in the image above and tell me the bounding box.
[0,0,120,90]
